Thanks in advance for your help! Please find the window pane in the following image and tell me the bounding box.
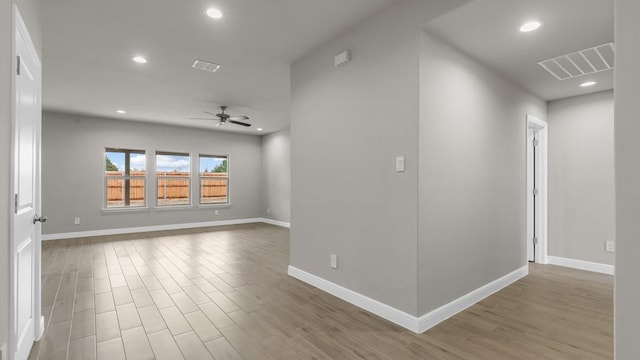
[106,178,146,208]
[156,152,190,173]
[199,155,228,204]
[200,177,227,204]
[105,148,146,208]
[157,152,190,206]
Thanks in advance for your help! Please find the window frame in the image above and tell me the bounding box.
[198,154,230,206]
[103,148,147,210]
[155,150,192,207]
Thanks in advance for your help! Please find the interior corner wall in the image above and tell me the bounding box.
[614,0,640,357]
[547,91,615,266]
[417,31,546,315]
[1,0,41,351]
[41,111,262,235]
[261,128,291,223]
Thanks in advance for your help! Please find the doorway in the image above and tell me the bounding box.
[526,115,548,264]
[10,4,44,360]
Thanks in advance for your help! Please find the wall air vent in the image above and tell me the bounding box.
[192,59,221,73]
[538,42,614,80]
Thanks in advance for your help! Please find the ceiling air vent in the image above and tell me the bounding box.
[538,42,614,80]
[192,59,221,73]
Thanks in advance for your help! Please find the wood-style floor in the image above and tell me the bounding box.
[30,223,613,360]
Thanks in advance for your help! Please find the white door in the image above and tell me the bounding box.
[11,5,43,360]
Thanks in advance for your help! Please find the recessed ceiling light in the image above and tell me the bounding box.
[132,56,147,64]
[580,81,597,87]
[256,128,263,131]
[520,21,542,33]
[116,110,126,114]
[206,8,223,19]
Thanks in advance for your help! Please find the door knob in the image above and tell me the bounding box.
[33,215,48,224]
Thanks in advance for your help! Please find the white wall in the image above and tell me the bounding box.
[418,31,546,314]
[291,0,486,317]
[41,111,263,235]
[614,0,640,358]
[291,2,421,315]
[1,0,41,351]
[261,128,291,223]
[547,91,614,266]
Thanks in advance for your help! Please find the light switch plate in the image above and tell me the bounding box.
[396,156,405,172]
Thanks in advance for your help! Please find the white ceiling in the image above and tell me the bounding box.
[43,0,614,134]
[42,0,397,134]
[425,0,614,101]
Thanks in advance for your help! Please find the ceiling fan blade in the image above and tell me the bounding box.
[229,120,252,127]
[229,116,250,121]
[204,111,219,117]
[189,117,217,120]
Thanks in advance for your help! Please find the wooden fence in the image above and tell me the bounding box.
[106,171,227,202]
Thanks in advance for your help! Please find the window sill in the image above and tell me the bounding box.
[102,207,150,214]
[196,203,231,209]
[154,205,193,211]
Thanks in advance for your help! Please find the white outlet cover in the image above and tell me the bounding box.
[605,241,615,253]
[330,254,338,269]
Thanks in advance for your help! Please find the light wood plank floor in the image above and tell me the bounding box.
[30,223,613,360]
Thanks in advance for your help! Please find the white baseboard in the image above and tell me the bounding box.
[417,266,528,332]
[261,218,291,228]
[287,265,528,334]
[547,256,614,275]
[41,217,288,241]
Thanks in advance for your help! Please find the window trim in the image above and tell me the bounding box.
[155,150,192,207]
[103,147,147,210]
[198,153,230,206]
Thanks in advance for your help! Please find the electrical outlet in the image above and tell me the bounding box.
[330,254,338,269]
[267,208,271,214]
[74,217,80,225]
[605,241,615,253]
[214,209,219,216]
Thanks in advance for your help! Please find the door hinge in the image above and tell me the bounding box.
[533,237,539,244]
[533,138,539,147]
[532,188,538,196]
[14,194,18,213]
[16,55,21,75]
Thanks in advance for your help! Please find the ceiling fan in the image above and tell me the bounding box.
[189,106,251,127]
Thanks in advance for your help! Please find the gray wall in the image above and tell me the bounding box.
[614,0,640,357]
[291,0,473,316]
[261,128,291,223]
[1,0,42,351]
[418,32,546,314]
[548,91,615,265]
[42,111,262,235]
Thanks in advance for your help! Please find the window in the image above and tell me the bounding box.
[199,155,229,204]
[156,151,191,206]
[105,148,146,208]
